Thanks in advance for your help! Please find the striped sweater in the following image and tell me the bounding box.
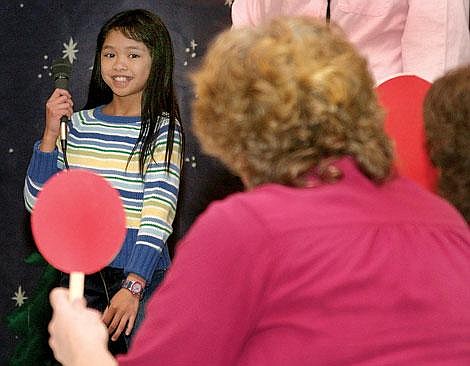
[24,106,182,281]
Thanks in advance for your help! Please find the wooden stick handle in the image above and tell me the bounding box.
[69,272,85,301]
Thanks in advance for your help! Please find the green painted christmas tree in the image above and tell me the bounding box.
[6,251,60,365]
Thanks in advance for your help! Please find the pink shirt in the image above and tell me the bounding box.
[231,0,470,82]
[118,158,470,365]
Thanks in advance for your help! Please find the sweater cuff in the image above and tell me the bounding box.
[125,244,163,283]
[28,140,59,184]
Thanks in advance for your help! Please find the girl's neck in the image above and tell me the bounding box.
[102,95,142,117]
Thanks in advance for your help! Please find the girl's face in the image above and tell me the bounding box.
[100,29,152,102]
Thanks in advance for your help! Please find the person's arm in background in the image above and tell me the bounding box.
[231,0,323,28]
[402,0,470,82]
[231,0,276,28]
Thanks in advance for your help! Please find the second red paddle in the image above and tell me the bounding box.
[376,74,437,192]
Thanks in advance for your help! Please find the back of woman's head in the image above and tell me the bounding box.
[192,17,393,188]
[424,65,470,221]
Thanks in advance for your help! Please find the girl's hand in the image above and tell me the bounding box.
[41,88,73,152]
[102,288,140,341]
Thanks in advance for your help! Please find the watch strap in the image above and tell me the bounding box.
[121,279,145,299]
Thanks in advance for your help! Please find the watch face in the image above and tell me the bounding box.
[131,282,142,294]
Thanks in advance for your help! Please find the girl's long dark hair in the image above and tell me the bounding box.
[84,9,183,175]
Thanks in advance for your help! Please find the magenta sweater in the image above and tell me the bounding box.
[119,157,470,365]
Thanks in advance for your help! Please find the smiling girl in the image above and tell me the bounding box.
[24,9,184,355]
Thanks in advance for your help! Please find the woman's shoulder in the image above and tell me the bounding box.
[201,185,284,226]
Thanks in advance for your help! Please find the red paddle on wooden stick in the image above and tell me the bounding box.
[376,74,437,192]
[31,169,126,301]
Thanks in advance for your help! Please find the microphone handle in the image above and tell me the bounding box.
[60,115,68,143]
[60,115,70,169]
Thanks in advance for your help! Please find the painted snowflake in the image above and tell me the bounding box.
[11,285,28,307]
[62,37,78,64]
[183,39,199,66]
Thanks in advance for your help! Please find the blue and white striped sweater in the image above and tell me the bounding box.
[24,106,182,281]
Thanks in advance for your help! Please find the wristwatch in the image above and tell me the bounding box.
[121,279,145,299]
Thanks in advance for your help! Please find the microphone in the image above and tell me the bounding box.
[51,58,72,168]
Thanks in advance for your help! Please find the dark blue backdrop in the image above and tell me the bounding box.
[0,1,243,363]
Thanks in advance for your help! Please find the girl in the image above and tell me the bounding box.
[24,9,184,355]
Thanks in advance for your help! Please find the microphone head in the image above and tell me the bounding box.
[51,58,72,90]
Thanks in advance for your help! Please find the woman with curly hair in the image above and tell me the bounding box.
[48,17,470,366]
[424,65,470,222]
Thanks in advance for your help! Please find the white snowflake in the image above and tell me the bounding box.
[184,39,199,66]
[185,155,197,168]
[38,54,51,79]
[225,0,234,6]
[11,285,28,307]
[62,37,78,64]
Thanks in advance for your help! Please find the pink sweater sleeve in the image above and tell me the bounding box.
[117,199,273,365]
[231,0,277,28]
[231,0,324,28]
[402,0,470,82]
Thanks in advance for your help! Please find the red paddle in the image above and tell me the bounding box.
[31,169,126,301]
[376,74,437,192]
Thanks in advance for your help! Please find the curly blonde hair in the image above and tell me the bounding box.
[192,17,393,188]
[424,65,470,221]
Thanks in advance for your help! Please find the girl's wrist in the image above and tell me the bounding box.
[126,273,146,288]
[39,133,58,152]
[122,273,146,299]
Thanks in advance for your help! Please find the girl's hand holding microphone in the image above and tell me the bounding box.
[41,88,73,152]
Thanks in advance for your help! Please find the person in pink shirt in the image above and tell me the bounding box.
[232,0,470,83]
[47,17,470,365]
